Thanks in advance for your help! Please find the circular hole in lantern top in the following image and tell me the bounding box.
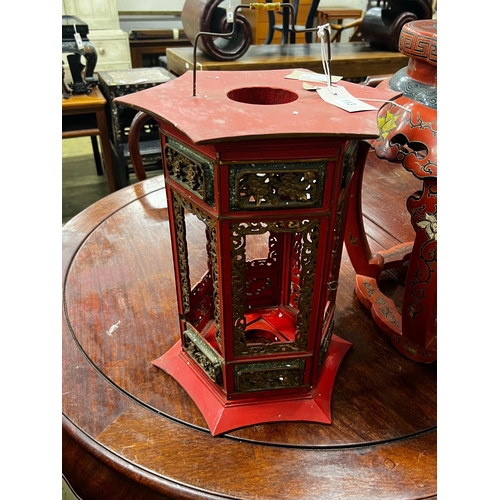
[227,87,299,105]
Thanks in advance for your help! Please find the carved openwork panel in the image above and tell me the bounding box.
[183,326,224,388]
[188,272,214,331]
[339,141,359,190]
[165,139,215,206]
[325,141,357,309]
[231,219,320,358]
[289,232,303,310]
[172,192,222,347]
[318,142,358,371]
[229,162,326,210]
[234,359,306,393]
[171,192,192,316]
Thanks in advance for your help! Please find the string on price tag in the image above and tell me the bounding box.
[316,86,377,112]
[73,24,84,50]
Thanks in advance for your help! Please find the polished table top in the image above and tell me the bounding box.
[62,175,436,499]
[166,42,408,78]
[62,86,106,113]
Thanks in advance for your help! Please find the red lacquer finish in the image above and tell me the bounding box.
[345,20,437,363]
[117,69,401,434]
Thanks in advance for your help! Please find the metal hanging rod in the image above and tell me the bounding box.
[192,2,332,96]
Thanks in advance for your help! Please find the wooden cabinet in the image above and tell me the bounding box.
[62,0,131,71]
[242,0,313,45]
[128,29,191,68]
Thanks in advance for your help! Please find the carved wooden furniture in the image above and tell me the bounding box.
[316,7,364,43]
[127,111,153,181]
[182,0,254,61]
[263,0,319,44]
[317,7,364,26]
[62,86,116,193]
[128,29,191,68]
[166,43,408,78]
[62,15,98,95]
[344,19,437,362]
[98,67,176,189]
[361,0,433,51]
[62,172,436,499]
[62,0,131,72]
[241,0,313,44]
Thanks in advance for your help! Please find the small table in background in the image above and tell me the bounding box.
[166,43,408,78]
[98,67,176,189]
[316,7,363,42]
[62,87,116,193]
[316,7,363,26]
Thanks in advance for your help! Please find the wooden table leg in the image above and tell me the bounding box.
[90,136,103,176]
[96,106,117,193]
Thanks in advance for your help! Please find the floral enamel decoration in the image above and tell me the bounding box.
[377,108,400,139]
[417,213,437,241]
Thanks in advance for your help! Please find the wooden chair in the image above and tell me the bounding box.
[265,0,320,44]
[329,17,363,43]
[128,110,152,181]
[62,87,117,193]
[316,8,363,43]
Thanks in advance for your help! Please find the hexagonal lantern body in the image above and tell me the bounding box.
[117,69,399,435]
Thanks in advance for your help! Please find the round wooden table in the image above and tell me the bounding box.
[62,175,436,500]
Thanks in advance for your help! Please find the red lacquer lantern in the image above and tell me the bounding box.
[117,68,399,435]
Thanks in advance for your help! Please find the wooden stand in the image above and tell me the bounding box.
[345,20,437,362]
[62,87,116,193]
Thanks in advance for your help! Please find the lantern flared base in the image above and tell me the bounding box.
[153,336,352,436]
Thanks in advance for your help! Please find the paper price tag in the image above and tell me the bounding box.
[333,98,376,112]
[74,32,84,50]
[299,74,328,83]
[316,86,376,112]
[318,86,352,99]
[285,70,342,84]
[227,0,234,23]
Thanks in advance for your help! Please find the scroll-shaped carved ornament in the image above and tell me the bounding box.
[182,0,253,61]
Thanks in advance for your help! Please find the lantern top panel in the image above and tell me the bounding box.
[115,69,401,145]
